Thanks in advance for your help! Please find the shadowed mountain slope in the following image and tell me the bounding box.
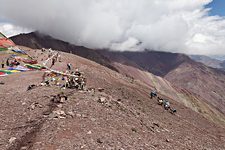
[11,32,191,77]
[11,32,117,72]
[99,50,192,77]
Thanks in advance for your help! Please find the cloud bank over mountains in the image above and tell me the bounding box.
[0,22,30,37]
[0,0,225,55]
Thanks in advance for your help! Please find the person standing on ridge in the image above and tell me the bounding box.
[163,99,170,110]
[6,58,9,66]
[1,60,4,68]
[67,63,72,71]
[150,89,157,99]
[51,57,56,67]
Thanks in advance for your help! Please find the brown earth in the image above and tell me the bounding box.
[0,48,225,149]
[165,62,225,116]
[111,61,225,126]
[10,32,225,127]
[9,32,225,145]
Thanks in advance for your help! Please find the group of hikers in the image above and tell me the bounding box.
[9,48,87,91]
[1,58,20,68]
[150,89,177,114]
[28,65,86,91]
[40,49,86,90]
[62,68,86,90]
[50,51,61,68]
[2,45,176,115]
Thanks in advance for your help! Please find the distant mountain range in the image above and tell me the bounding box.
[210,55,225,61]
[190,55,225,70]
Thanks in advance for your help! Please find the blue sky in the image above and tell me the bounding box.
[207,0,225,17]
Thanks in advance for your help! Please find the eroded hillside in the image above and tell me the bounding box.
[1,48,225,149]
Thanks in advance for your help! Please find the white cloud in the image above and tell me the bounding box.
[0,23,31,37]
[0,0,225,55]
[111,37,141,51]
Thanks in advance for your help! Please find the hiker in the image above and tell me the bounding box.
[27,84,36,91]
[58,53,62,62]
[51,94,67,103]
[67,63,72,70]
[41,79,50,86]
[64,77,70,88]
[69,76,76,88]
[6,58,9,66]
[157,97,163,105]
[1,60,4,68]
[59,93,68,102]
[16,60,20,66]
[150,90,157,99]
[75,69,81,76]
[55,93,68,103]
[55,52,59,62]
[80,77,86,90]
[51,58,56,67]
[169,108,177,114]
[55,77,60,86]
[163,99,170,110]
[12,60,20,66]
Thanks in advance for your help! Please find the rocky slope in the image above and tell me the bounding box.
[110,61,225,125]
[165,61,225,116]
[10,32,225,125]
[1,48,225,149]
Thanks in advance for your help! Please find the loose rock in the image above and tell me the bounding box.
[52,110,66,119]
[97,138,103,144]
[20,146,28,150]
[131,127,137,133]
[9,137,16,144]
[57,104,63,108]
[153,122,160,127]
[67,111,75,117]
[98,97,106,103]
[98,88,104,92]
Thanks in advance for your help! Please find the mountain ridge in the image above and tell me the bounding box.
[190,54,225,70]
[10,32,225,125]
[11,32,193,77]
[1,46,225,149]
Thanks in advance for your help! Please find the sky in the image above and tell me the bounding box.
[0,0,225,56]
[207,0,225,16]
